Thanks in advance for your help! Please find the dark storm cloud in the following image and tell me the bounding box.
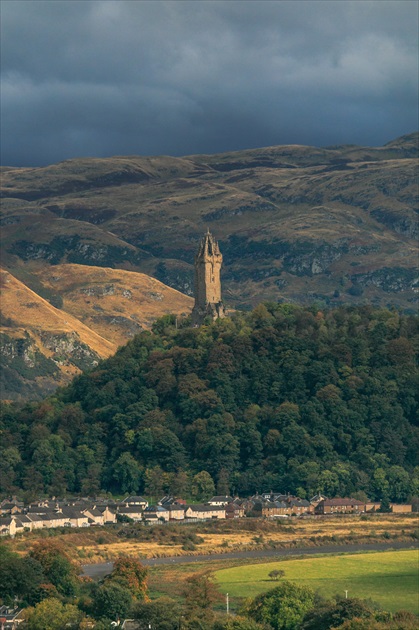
[1,0,418,166]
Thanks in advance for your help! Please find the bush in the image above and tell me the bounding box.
[301,597,379,629]
[243,581,315,630]
[182,541,196,551]
[268,569,285,581]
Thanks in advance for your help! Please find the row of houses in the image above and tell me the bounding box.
[0,495,243,536]
[252,495,412,517]
[0,493,412,537]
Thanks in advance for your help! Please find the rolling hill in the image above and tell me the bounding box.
[1,133,417,314]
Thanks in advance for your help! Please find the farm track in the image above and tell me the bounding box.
[82,540,418,579]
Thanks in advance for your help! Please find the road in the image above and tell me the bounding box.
[82,540,417,579]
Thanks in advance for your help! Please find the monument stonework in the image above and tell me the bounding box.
[192,230,226,324]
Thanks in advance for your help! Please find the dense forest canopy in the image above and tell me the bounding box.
[1,303,418,502]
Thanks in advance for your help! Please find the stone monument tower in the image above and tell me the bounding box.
[191,229,226,324]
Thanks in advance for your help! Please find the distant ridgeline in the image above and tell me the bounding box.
[1,303,418,501]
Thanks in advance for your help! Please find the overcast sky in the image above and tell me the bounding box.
[1,0,418,166]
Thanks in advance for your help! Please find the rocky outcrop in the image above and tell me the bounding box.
[91,315,142,338]
[39,332,102,371]
[351,268,418,293]
[0,333,60,401]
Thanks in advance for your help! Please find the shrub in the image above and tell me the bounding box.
[243,581,315,630]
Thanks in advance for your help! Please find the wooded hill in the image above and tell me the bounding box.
[1,303,418,502]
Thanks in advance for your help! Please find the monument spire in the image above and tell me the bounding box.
[191,230,226,324]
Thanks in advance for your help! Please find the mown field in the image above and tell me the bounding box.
[215,550,419,614]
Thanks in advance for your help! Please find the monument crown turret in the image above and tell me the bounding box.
[191,230,226,324]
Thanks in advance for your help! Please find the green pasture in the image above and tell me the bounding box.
[215,550,419,614]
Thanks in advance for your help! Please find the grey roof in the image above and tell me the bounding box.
[320,498,359,506]
[26,506,48,514]
[144,505,168,513]
[41,512,66,521]
[83,507,103,517]
[26,514,44,522]
[186,504,225,512]
[271,501,288,508]
[159,495,174,505]
[60,508,87,519]
[97,506,116,514]
[290,499,310,507]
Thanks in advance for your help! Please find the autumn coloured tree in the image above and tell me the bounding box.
[29,540,80,597]
[104,556,148,599]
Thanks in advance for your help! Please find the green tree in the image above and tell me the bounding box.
[387,466,410,502]
[0,546,45,605]
[379,494,392,513]
[0,446,21,493]
[112,452,141,494]
[171,469,191,497]
[143,465,165,500]
[301,597,378,629]
[93,582,133,621]
[217,468,231,495]
[191,471,215,501]
[22,598,82,630]
[29,540,80,597]
[243,581,315,630]
[133,597,183,630]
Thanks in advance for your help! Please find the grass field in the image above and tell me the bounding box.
[215,550,419,614]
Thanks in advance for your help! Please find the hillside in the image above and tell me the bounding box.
[31,264,193,346]
[1,304,418,501]
[1,133,417,312]
[0,267,193,400]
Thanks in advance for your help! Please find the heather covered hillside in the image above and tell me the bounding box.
[1,304,418,501]
[1,134,418,313]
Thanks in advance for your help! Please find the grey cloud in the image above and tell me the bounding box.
[1,0,418,166]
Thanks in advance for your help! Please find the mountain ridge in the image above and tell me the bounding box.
[1,133,417,313]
